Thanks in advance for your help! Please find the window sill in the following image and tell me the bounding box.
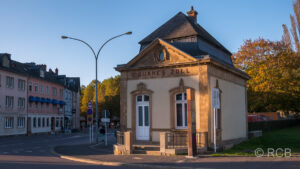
[175,127,188,130]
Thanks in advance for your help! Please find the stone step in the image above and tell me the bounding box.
[133,144,160,151]
[132,150,162,156]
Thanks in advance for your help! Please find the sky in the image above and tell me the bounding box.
[0,0,294,86]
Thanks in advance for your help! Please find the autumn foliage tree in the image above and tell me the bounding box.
[80,76,120,119]
[232,39,300,112]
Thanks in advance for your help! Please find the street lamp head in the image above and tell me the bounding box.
[61,35,69,39]
[125,31,132,35]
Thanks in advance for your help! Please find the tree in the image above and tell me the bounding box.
[80,76,121,119]
[232,38,300,112]
[80,80,97,116]
[95,76,120,118]
[283,0,300,52]
[282,24,292,49]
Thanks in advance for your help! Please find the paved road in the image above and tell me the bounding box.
[1,132,299,169]
[0,133,143,169]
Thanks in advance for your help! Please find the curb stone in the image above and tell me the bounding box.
[51,146,210,169]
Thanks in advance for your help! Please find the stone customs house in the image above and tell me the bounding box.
[116,7,249,152]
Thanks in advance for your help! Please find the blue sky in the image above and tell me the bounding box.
[0,0,293,86]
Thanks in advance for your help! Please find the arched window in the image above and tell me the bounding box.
[175,92,187,129]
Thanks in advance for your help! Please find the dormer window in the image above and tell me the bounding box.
[40,70,45,78]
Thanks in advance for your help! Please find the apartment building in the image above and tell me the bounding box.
[0,53,81,136]
[0,54,27,136]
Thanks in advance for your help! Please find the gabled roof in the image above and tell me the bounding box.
[139,12,232,55]
[123,38,198,69]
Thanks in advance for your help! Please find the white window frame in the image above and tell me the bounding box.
[40,84,44,94]
[38,118,41,127]
[5,96,14,108]
[5,117,14,128]
[17,117,25,128]
[47,118,49,127]
[53,87,57,96]
[34,83,38,92]
[175,92,187,129]
[60,89,63,97]
[18,79,25,91]
[33,117,37,128]
[42,118,45,127]
[29,82,32,92]
[18,97,25,109]
[6,76,14,88]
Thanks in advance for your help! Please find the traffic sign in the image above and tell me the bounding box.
[212,88,220,109]
[88,101,93,109]
[88,117,92,122]
[101,118,110,123]
[87,109,93,115]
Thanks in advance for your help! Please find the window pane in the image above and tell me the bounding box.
[184,103,187,126]
[144,106,149,126]
[184,92,187,100]
[138,106,143,126]
[137,96,142,102]
[144,95,149,102]
[176,103,183,126]
[176,93,182,101]
[158,51,164,61]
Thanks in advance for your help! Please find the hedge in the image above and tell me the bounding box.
[248,119,300,132]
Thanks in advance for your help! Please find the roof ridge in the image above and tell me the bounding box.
[184,15,232,55]
[139,12,198,44]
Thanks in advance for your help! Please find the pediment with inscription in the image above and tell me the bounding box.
[126,39,197,68]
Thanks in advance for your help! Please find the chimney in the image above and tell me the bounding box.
[187,6,198,23]
[55,68,58,75]
[39,64,47,71]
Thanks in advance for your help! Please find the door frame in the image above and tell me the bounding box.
[136,99,150,140]
[131,82,153,142]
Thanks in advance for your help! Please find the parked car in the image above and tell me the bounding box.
[248,114,270,122]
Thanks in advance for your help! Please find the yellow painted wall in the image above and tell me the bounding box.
[210,77,247,141]
[127,75,200,141]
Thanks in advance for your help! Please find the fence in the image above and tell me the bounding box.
[248,119,300,132]
[166,132,207,149]
[166,132,187,149]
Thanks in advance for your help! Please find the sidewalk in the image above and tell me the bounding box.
[53,143,300,169]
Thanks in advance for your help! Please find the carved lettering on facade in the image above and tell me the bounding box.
[130,67,197,79]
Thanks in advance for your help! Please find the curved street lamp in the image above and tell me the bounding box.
[61,31,132,144]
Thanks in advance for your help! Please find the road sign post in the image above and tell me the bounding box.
[101,110,110,146]
[87,101,93,144]
[212,88,220,153]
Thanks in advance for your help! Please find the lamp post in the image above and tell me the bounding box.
[61,31,132,144]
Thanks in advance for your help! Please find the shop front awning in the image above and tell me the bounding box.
[52,99,59,105]
[40,97,46,103]
[29,96,36,102]
[46,98,52,104]
[35,97,41,102]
